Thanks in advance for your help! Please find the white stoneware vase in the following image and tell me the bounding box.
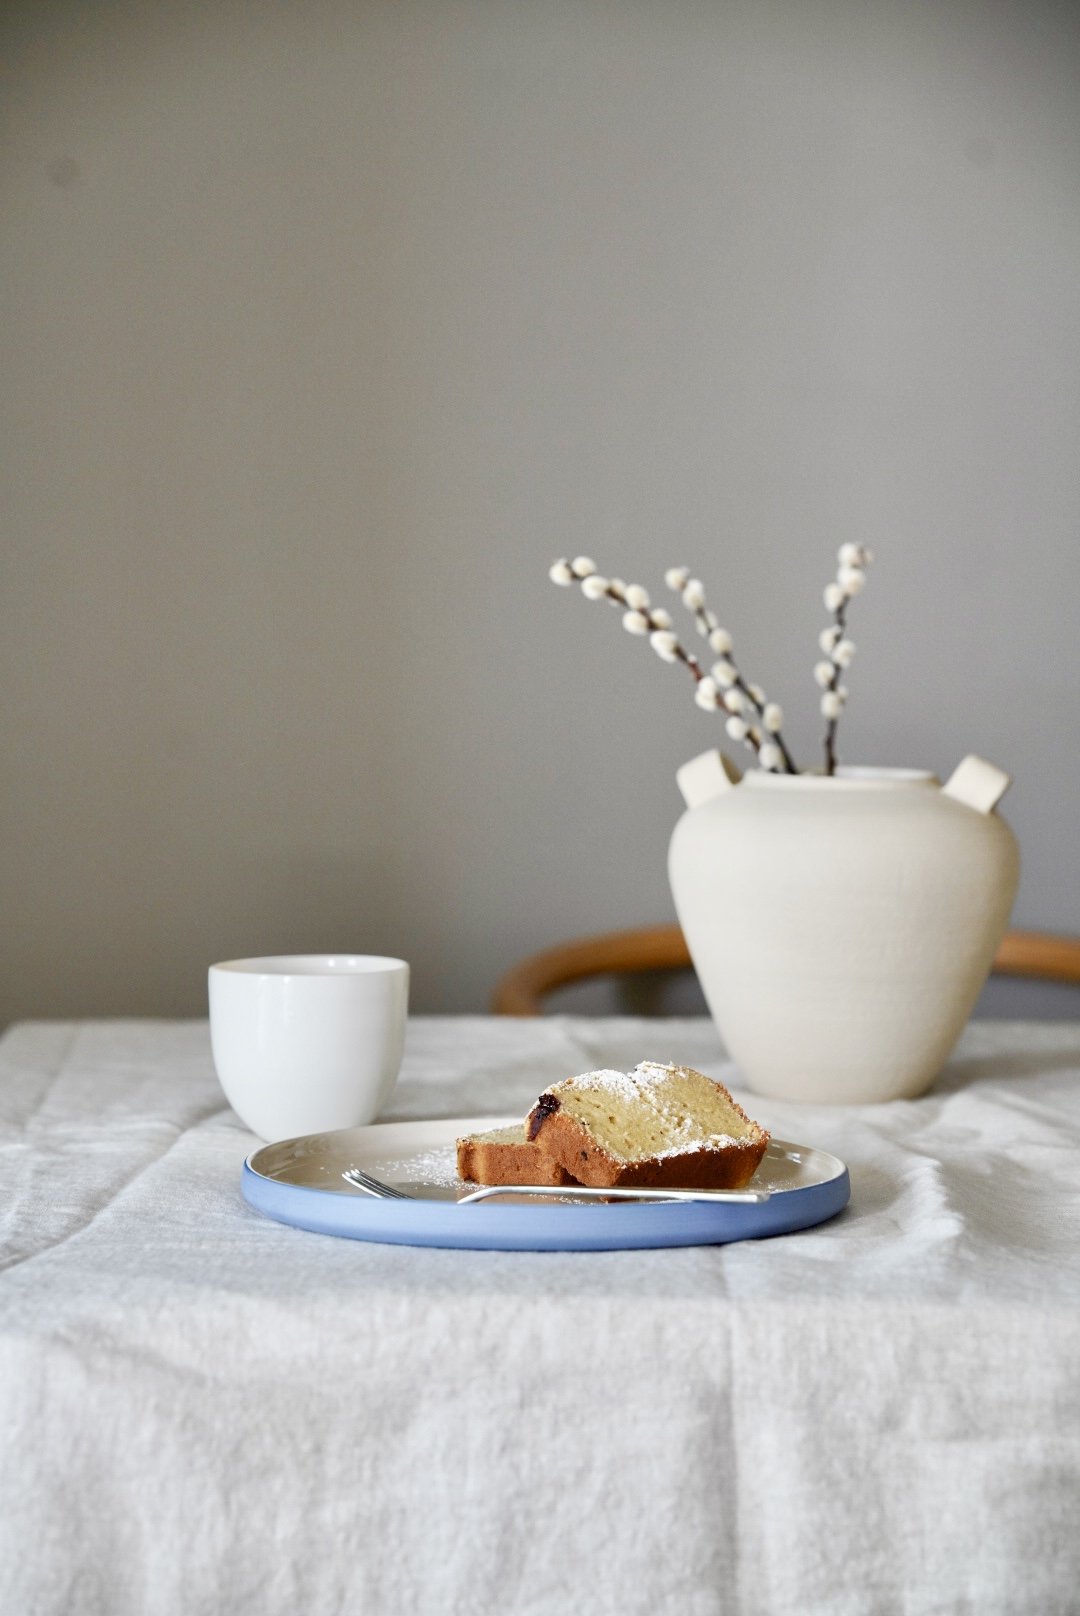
[668,751,1019,1104]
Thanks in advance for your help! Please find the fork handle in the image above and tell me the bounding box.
[458,1184,770,1205]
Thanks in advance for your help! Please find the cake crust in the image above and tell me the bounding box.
[456,1125,579,1187]
[525,1063,769,1190]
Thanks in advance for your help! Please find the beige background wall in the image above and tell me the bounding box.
[3,0,1079,1025]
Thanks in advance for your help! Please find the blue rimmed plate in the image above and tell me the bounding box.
[242,1115,850,1251]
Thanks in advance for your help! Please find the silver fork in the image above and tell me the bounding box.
[341,1166,769,1204]
[341,1166,412,1199]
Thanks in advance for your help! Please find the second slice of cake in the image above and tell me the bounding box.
[456,1124,579,1187]
[525,1061,769,1189]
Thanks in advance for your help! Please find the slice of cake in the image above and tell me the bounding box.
[456,1124,580,1187]
[525,1061,769,1190]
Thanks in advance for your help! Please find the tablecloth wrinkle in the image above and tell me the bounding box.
[1,1097,230,1276]
[2,1016,1079,1616]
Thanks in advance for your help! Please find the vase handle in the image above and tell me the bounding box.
[676,750,742,809]
[942,755,1012,814]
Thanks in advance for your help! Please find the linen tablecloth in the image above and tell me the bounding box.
[2,1016,1079,1616]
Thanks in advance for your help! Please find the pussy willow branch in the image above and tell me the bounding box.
[675,578,797,773]
[592,581,769,762]
[823,598,847,778]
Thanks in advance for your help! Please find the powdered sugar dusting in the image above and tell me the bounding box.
[376,1147,461,1190]
[654,1133,746,1158]
[562,1067,649,1102]
[541,1060,763,1162]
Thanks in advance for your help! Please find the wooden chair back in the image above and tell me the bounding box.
[492,925,1080,1017]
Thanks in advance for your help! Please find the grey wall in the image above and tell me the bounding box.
[3,0,1079,1024]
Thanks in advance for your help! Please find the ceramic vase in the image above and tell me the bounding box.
[668,752,1019,1103]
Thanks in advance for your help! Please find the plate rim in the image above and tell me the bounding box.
[241,1115,850,1250]
[246,1113,848,1198]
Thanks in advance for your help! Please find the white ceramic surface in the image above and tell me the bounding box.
[669,756,1019,1104]
[208,955,409,1140]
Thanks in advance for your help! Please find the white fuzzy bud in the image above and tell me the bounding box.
[549,560,574,586]
[838,566,866,596]
[570,555,596,578]
[833,639,856,667]
[608,578,627,599]
[821,691,843,720]
[819,626,841,653]
[723,687,746,713]
[749,684,766,706]
[837,542,860,566]
[624,583,650,611]
[814,661,834,688]
[763,703,784,732]
[759,742,784,771]
[622,610,649,635]
[725,716,748,741]
[712,659,737,687]
[664,566,691,591]
[708,628,733,655]
[580,574,609,600]
[650,629,680,662]
[650,606,673,629]
[824,582,844,611]
[682,579,706,611]
[694,677,720,710]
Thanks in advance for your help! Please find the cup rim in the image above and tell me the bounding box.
[210,954,409,977]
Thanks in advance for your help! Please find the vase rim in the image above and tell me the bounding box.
[743,765,939,789]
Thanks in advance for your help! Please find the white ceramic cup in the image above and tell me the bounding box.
[208,955,409,1140]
